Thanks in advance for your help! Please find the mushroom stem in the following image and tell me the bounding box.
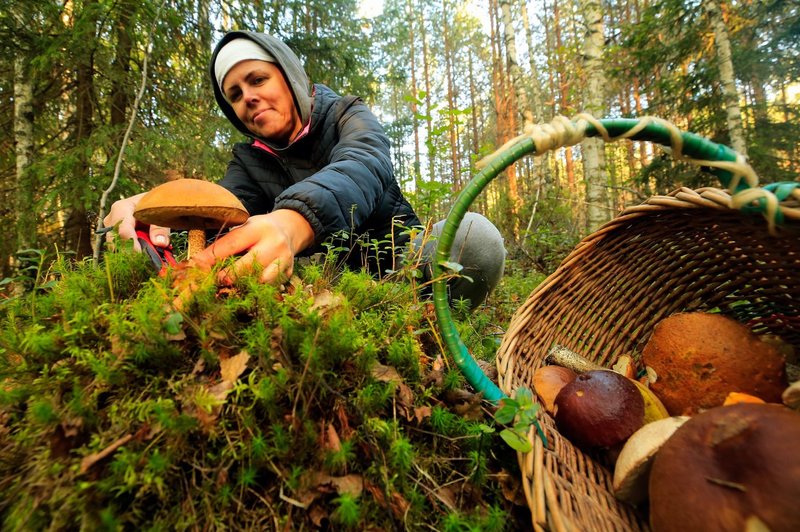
[187,229,207,259]
[547,345,603,374]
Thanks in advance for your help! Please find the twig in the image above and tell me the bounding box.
[92,0,167,262]
[79,433,133,474]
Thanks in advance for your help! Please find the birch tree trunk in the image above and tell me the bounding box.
[407,0,422,190]
[14,52,37,252]
[442,0,461,187]
[499,0,531,124]
[582,0,610,231]
[704,0,748,157]
[553,0,576,196]
[421,16,434,183]
[520,0,542,121]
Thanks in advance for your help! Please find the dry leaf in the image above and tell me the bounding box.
[220,351,250,382]
[397,382,415,421]
[324,422,342,452]
[371,363,402,383]
[191,357,206,376]
[324,473,364,498]
[414,405,432,423]
[208,380,233,402]
[308,505,329,528]
[334,401,354,440]
[497,469,528,506]
[310,289,345,314]
[477,359,498,381]
[295,472,365,508]
[432,485,458,510]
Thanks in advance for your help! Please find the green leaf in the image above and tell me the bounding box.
[439,261,463,273]
[478,423,496,434]
[494,404,517,425]
[514,387,534,406]
[500,428,532,453]
[163,312,184,335]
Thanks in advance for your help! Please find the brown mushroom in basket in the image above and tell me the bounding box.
[641,312,787,415]
[134,179,249,259]
[553,369,645,450]
[649,403,800,532]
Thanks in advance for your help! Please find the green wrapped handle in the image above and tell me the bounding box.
[433,115,791,402]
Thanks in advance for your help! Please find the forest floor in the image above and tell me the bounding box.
[0,244,547,530]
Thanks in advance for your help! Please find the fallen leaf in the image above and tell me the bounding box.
[397,382,415,421]
[497,469,528,506]
[295,472,365,507]
[477,359,498,381]
[414,405,432,423]
[423,368,444,387]
[208,380,233,402]
[310,289,345,314]
[308,505,329,527]
[367,480,408,519]
[190,357,206,376]
[371,363,402,383]
[324,473,364,498]
[324,422,342,452]
[432,485,458,510]
[334,402,354,440]
[220,351,250,382]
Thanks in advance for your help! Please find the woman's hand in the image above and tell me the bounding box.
[103,193,170,252]
[189,209,315,284]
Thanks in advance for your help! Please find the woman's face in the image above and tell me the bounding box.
[222,60,302,144]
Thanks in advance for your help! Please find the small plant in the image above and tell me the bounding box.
[332,493,361,528]
[493,387,547,452]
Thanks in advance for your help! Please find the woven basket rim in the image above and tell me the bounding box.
[494,185,800,531]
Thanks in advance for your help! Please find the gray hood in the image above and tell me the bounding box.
[210,31,312,146]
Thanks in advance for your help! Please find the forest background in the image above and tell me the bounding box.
[1,0,798,277]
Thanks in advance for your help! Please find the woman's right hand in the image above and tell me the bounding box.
[103,193,170,252]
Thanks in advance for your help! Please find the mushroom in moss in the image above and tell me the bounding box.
[649,403,800,532]
[553,369,645,450]
[134,179,249,259]
[641,312,787,416]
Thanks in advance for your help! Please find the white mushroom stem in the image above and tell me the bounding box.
[187,229,207,259]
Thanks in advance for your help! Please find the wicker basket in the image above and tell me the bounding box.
[494,186,800,531]
[431,116,800,531]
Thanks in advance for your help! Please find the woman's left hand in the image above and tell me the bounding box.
[189,209,315,284]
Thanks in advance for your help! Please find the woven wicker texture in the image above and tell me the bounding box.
[496,186,800,531]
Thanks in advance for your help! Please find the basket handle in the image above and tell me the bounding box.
[432,114,797,402]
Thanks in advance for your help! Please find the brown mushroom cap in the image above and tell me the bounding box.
[612,416,689,505]
[642,312,787,416]
[533,365,577,415]
[649,403,800,532]
[554,369,645,449]
[134,179,249,230]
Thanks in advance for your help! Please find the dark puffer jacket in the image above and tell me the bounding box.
[210,31,420,272]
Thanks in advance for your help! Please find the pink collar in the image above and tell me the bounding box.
[252,120,310,154]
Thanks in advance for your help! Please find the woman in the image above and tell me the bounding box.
[104,31,504,308]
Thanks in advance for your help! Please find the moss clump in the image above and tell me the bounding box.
[0,246,531,530]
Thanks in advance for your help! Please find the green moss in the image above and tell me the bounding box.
[0,244,542,529]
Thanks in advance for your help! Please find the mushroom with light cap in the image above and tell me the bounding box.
[134,179,249,259]
[612,415,689,505]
